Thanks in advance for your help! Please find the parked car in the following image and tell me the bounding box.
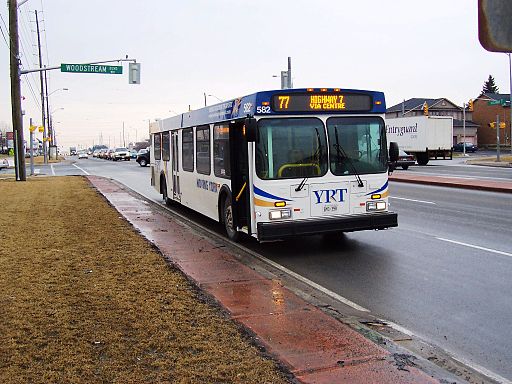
[395,150,415,170]
[78,150,88,159]
[130,150,137,159]
[136,148,150,167]
[112,147,130,161]
[453,142,478,153]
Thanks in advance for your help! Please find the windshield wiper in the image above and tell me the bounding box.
[295,177,308,192]
[334,126,364,188]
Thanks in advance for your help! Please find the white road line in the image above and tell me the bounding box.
[50,164,55,176]
[436,237,512,258]
[246,251,371,312]
[72,163,90,175]
[451,355,512,384]
[390,196,436,205]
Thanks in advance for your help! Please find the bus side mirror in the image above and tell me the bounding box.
[245,117,257,142]
[389,142,399,162]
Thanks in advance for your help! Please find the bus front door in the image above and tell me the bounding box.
[171,131,180,201]
[229,120,251,234]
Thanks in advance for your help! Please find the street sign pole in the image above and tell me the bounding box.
[509,53,512,154]
[496,114,501,162]
[462,103,467,156]
[29,118,34,176]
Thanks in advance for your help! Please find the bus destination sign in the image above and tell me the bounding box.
[271,93,372,112]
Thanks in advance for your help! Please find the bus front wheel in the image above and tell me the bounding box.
[223,196,239,242]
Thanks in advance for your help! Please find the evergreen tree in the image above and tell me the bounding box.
[481,75,499,95]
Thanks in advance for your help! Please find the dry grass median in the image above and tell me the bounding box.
[0,176,290,384]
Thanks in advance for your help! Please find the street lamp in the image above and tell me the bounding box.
[49,108,64,148]
[45,89,68,159]
[48,87,68,97]
[207,94,223,103]
[50,107,64,115]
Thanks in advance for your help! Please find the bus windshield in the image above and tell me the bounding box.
[256,118,328,180]
[327,117,387,176]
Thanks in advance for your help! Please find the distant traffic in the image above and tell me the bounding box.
[71,146,150,167]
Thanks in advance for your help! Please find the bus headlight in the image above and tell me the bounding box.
[366,201,387,211]
[269,209,292,220]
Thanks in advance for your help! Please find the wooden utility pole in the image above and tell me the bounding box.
[35,10,47,164]
[8,0,26,181]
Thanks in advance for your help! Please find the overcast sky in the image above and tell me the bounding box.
[0,0,510,149]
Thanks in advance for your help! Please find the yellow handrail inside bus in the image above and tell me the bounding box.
[235,182,247,202]
[277,163,321,178]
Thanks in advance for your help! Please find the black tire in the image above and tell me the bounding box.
[139,158,147,167]
[323,231,345,242]
[416,152,429,166]
[401,165,409,170]
[223,196,239,242]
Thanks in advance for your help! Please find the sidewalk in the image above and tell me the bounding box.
[87,175,452,384]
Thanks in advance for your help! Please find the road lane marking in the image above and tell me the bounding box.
[390,196,436,205]
[50,164,55,176]
[72,163,90,175]
[436,237,512,258]
[451,355,512,384]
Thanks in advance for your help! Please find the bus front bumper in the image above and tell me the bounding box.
[256,212,398,241]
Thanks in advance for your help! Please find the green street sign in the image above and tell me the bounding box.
[488,100,501,105]
[60,63,123,74]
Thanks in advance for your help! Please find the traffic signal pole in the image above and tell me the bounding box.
[462,103,466,156]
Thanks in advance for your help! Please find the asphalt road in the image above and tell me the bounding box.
[251,183,512,381]
[24,157,512,381]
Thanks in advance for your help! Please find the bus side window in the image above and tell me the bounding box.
[214,123,230,178]
[196,125,211,175]
[182,128,194,172]
[162,131,170,161]
[153,133,161,160]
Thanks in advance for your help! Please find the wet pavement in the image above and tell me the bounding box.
[88,175,443,383]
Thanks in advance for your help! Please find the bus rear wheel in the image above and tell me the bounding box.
[223,196,239,242]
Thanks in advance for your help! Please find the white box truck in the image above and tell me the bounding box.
[386,116,453,165]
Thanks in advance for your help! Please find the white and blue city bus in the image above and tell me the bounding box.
[150,88,399,242]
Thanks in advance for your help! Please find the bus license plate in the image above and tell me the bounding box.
[323,204,338,213]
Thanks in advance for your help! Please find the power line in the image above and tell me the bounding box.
[1,11,41,113]
[0,21,10,48]
[16,8,43,113]
[0,13,17,61]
